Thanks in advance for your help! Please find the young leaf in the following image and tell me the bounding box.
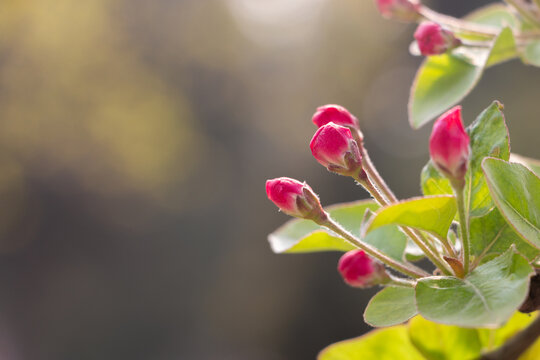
[464,101,510,217]
[268,201,408,261]
[409,29,512,129]
[483,158,540,249]
[317,326,424,360]
[364,196,456,240]
[408,316,482,360]
[421,101,510,218]
[364,287,417,327]
[470,208,539,263]
[415,247,533,328]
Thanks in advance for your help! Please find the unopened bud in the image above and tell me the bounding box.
[414,22,461,56]
[338,250,390,288]
[310,123,362,176]
[265,177,326,222]
[429,106,470,185]
[312,105,360,129]
[375,0,421,22]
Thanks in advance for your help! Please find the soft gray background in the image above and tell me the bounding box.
[0,0,538,359]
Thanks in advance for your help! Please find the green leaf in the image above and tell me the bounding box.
[364,287,417,327]
[318,326,425,360]
[486,27,517,67]
[268,201,408,261]
[465,3,520,29]
[408,316,482,360]
[520,40,540,67]
[465,101,510,217]
[477,311,538,351]
[470,208,540,263]
[409,29,511,129]
[511,153,540,176]
[421,101,510,218]
[415,247,533,328]
[483,158,540,249]
[365,196,456,240]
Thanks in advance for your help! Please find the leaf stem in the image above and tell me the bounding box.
[320,216,429,279]
[504,0,540,28]
[388,275,415,288]
[355,170,454,276]
[454,184,471,274]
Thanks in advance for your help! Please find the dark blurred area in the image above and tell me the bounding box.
[0,0,539,359]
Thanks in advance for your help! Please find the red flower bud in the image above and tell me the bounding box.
[414,22,461,56]
[312,105,360,130]
[429,106,470,183]
[375,0,421,22]
[338,250,390,288]
[266,177,326,221]
[310,123,362,175]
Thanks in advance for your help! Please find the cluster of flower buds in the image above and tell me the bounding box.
[265,177,327,222]
[375,0,421,22]
[414,22,461,56]
[429,106,470,185]
[338,250,390,288]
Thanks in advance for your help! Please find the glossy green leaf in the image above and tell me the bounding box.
[470,208,539,263]
[318,326,424,360]
[408,316,482,360]
[421,102,510,218]
[268,201,407,261]
[365,196,456,240]
[409,29,513,129]
[415,247,533,328]
[364,287,417,327]
[483,158,540,249]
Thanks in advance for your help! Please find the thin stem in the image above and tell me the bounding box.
[356,172,454,276]
[322,217,429,279]
[455,185,471,274]
[361,145,457,262]
[388,275,415,288]
[480,314,540,360]
[361,148,397,204]
[504,0,540,27]
[418,6,500,37]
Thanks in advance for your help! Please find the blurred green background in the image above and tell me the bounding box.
[0,0,539,359]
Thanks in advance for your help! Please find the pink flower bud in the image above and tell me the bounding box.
[266,177,326,221]
[376,0,421,22]
[414,22,461,56]
[338,250,389,288]
[429,106,470,183]
[312,105,360,130]
[310,123,362,175]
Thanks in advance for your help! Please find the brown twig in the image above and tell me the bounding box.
[479,314,540,360]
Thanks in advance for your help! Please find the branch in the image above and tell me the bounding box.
[479,314,540,360]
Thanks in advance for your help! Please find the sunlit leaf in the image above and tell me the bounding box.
[364,287,416,327]
[483,158,540,249]
[364,196,456,240]
[415,247,533,328]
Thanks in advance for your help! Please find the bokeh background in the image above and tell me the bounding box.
[0,0,539,359]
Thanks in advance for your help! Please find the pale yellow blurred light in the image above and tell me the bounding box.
[225,0,328,46]
[0,0,205,206]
